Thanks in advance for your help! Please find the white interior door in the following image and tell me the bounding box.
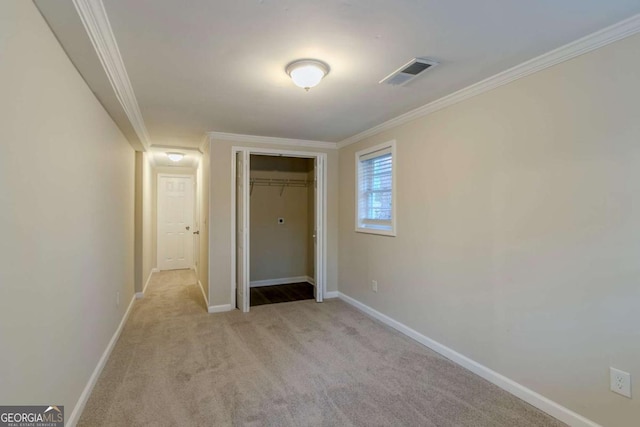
[158,175,194,270]
[236,151,249,312]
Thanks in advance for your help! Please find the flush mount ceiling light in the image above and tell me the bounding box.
[286,59,330,91]
[166,152,184,162]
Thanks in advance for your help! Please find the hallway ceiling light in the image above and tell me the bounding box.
[166,152,184,162]
[286,59,330,91]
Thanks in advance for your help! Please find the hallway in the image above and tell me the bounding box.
[78,271,562,426]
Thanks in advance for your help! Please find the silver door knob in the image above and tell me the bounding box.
[186,226,190,230]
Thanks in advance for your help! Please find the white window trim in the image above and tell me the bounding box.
[355,140,397,237]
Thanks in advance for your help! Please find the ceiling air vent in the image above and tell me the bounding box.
[379,58,439,86]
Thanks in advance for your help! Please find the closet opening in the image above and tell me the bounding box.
[232,147,327,312]
[248,155,315,306]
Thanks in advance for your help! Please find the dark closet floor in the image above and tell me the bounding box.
[250,282,315,307]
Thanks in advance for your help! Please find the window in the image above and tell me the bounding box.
[355,141,396,236]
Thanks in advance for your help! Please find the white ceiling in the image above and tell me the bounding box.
[37,0,640,148]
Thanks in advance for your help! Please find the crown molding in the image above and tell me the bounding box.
[207,132,338,150]
[73,0,151,150]
[338,13,640,149]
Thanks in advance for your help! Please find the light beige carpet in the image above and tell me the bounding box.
[78,270,565,426]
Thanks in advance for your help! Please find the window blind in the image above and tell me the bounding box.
[357,147,393,231]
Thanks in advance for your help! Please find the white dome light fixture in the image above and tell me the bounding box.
[286,59,330,91]
[166,152,184,162]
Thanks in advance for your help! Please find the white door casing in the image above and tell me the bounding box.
[235,151,250,312]
[312,157,319,301]
[314,155,324,302]
[158,175,194,270]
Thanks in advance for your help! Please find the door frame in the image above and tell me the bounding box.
[231,146,328,311]
[156,173,196,271]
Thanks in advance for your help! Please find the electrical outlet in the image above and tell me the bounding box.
[116,291,120,307]
[610,367,632,398]
[371,280,378,293]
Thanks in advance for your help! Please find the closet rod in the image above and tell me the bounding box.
[249,178,310,185]
[249,178,311,196]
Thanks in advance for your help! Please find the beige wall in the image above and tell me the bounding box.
[135,152,143,292]
[135,151,155,294]
[0,0,135,417]
[249,169,310,282]
[141,152,154,290]
[209,140,338,307]
[338,33,640,427]
[198,143,210,300]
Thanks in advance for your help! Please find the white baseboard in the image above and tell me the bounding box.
[249,276,310,288]
[197,280,209,307]
[141,270,155,295]
[135,270,156,299]
[66,294,136,427]
[208,304,232,313]
[306,276,316,286]
[324,291,339,299]
[336,292,600,427]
